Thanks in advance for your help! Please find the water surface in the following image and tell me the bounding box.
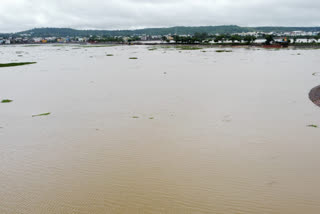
[1,45,320,214]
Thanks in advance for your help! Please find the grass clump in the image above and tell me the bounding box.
[32,112,51,117]
[177,46,202,50]
[132,116,139,119]
[148,48,157,51]
[129,57,138,59]
[0,62,36,67]
[149,117,154,120]
[106,54,114,56]
[216,50,232,53]
[307,124,318,128]
[1,99,13,103]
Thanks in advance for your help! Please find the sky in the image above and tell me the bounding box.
[0,0,319,33]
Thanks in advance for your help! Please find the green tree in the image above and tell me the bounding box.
[264,35,274,45]
[243,35,256,44]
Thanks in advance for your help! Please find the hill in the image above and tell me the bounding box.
[4,25,320,37]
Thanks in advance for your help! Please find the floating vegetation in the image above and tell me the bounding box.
[202,50,207,52]
[216,50,232,53]
[312,72,320,76]
[23,45,41,47]
[32,112,51,117]
[148,48,157,51]
[297,53,301,55]
[177,46,202,50]
[17,55,23,57]
[307,124,318,128]
[106,54,114,56]
[1,99,13,103]
[132,116,139,119]
[149,117,154,120]
[129,57,138,59]
[79,45,116,48]
[0,62,36,67]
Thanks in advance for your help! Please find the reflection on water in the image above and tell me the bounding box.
[1,45,320,214]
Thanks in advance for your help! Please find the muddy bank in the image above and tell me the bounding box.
[309,85,320,107]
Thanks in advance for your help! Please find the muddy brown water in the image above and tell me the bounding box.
[1,45,320,214]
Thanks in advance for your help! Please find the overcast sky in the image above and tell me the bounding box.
[0,0,319,33]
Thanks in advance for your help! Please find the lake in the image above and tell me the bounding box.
[1,44,320,214]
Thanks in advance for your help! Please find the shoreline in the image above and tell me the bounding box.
[1,42,320,49]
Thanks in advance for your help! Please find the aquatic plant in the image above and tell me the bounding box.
[216,50,232,53]
[0,62,36,67]
[177,46,202,50]
[149,117,154,120]
[32,112,51,117]
[307,124,318,128]
[1,99,13,103]
[106,54,114,56]
[129,57,138,59]
[132,116,139,118]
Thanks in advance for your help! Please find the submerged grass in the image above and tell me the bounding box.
[216,50,232,53]
[1,99,13,103]
[0,62,36,67]
[32,112,51,117]
[307,124,318,128]
[177,46,203,50]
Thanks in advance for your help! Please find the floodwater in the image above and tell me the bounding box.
[1,44,320,214]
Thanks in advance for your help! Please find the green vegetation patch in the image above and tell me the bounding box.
[79,45,116,48]
[177,46,203,50]
[132,116,139,119]
[129,57,138,59]
[148,48,157,51]
[307,124,318,128]
[1,99,13,103]
[32,112,51,117]
[216,50,232,53]
[106,54,114,56]
[0,62,36,67]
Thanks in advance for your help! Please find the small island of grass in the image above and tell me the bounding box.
[0,62,36,68]
[32,112,51,117]
[1,99,13,103]
[129,57,138,59]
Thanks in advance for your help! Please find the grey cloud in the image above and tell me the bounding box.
[0,0,319,33]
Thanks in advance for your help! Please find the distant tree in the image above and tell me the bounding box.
[314,35,320,42]
[194,32,208,43]
[264,35,274,45]
[293,37,297,44]
[230,35,242,43]
[243,35,256,45]
[214,34,226,43]
[173,35,181,43]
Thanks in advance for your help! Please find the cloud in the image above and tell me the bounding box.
[0,0,319,32]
